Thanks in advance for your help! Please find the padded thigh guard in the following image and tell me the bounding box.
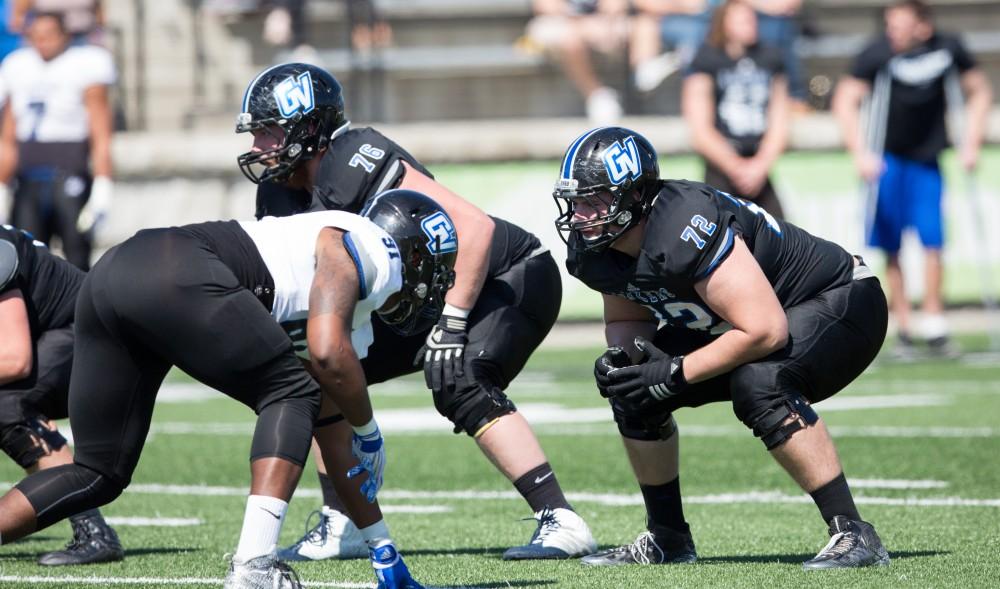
[15,462,124,530]
[610,398,678,441]
[0,417,68,469]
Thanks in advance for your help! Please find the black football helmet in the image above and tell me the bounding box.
[236,62,347,184]
[362,189,458,336]
[553,127,660,252]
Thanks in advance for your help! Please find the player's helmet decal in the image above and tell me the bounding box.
[362,189,458,336]
[553,126,660,252]
[236,63,347,184]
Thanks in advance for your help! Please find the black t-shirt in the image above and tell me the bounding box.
[567,181,854,336]
[850,33,976,162]
[688,43,784,157]
[0,224,84,336]
[255,126,541,278]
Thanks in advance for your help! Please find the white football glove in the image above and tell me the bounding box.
[77,176,113,234]
[347,419,385,503]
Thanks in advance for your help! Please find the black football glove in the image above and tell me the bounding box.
[594,346,632,398]
[420,312,468,395]
[605,336,687,412]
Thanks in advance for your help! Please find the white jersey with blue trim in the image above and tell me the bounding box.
[239,210,403,359]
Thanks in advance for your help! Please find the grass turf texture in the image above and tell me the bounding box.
[1,335,999,588]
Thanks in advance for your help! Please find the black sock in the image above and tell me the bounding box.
[640,476,688,533]
[318,471,346,512]
[513,462,571,512]
[809,472,861,523]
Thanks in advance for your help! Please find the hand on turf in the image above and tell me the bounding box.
[420,312,468,395]
[347,422,385,503]
[606,336,687,411]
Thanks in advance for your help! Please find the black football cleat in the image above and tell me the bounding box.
[38,513,125,566]
[581,524,696,566]
[802,516,890,570]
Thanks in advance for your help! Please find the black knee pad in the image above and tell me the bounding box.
[434,381,517,437]
[15,462,123,530]
[0,417,68,469]
[610,399,678,441]
[250,395,318,466]
[750,395,819,450]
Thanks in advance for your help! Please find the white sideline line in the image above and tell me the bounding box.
[0,576,371,588]
[104,516,202,527]
[848,478,949,489]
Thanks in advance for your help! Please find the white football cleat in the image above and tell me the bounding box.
[277,507,368,561]
[502,507,597,560]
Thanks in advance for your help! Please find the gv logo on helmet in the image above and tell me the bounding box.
[420,212,458,254]
[273,71,315,118]
[602,136,642,185]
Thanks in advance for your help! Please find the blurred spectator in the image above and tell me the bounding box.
[681,0,788,219]
[632,0,717,89]
[749,0,807,110]
[832,0,992,357]
[524,0,634,125]
[345,0,391,55]
[0,12,114,269]
[10,0,104,45]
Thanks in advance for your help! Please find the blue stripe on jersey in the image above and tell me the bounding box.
[342,232,368,300]
[242,64,285,113]
[561,127,603,179]
[697,226,734,279]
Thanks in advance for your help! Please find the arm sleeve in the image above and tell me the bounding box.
[849,39,887,82]
[950,35,978,72]
[687,44,716,76]
[80,47,117,87]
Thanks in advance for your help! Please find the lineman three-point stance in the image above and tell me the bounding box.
[236,62,596,561]
[554,126,890,570]
[0,190,457,589]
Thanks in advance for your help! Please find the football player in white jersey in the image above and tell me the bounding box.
[0,11,114,269]
[0,190,455,589]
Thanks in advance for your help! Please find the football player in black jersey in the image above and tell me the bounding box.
[553,127,891,569]
[236,63,596,561]
[0,224,124,566]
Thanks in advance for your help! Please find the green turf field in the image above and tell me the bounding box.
[1,335,998,588]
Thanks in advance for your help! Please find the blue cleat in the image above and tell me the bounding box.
[371,542,424,589]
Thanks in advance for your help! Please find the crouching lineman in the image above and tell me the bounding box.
[0,190,457,589]
[1,224,123,565]
[236,62,596,561]
[553,127,891,570]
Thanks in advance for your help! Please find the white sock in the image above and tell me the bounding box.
[360,519,392,549]
[234,494,288,561]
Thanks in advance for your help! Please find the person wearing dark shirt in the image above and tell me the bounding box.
[0,224,123,566]
[236,63,597,561]
[553,127,890,569]
[682,0,788,219]
[832,0,992,357]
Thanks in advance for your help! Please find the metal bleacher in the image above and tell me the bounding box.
[107,0,1000,132]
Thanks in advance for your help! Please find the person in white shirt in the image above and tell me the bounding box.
[0,11,114,269]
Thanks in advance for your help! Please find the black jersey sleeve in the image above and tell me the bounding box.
[312,127,434,214]
[849,37,891,82]
[946,34,978,72]
[0,237,18,293]
[642,182,737,285]
[255,181,313,219]
[687,43,720,77]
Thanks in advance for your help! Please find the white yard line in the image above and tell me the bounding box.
[5,482,991,508]
[104,517,202,527]
[0,576,372,588]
